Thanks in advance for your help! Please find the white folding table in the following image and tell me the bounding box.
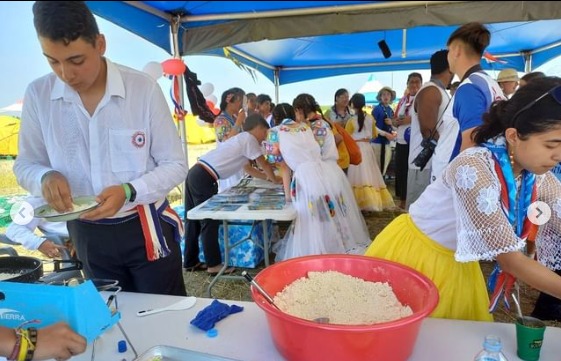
[66,292,561,361]
[187,179,296,296]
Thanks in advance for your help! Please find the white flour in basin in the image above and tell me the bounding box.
[273,271,413,325]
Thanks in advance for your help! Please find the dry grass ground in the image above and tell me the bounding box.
[1,148,560,327]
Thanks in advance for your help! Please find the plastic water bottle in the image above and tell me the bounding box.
[474,335,509,361]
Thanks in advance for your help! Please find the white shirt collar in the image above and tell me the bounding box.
[50,58,126,101]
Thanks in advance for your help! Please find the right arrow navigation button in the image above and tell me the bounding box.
[527,201,551,226]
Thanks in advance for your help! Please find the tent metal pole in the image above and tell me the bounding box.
[274,69,280,104]
[171,16,188,165]
[171,16,188,207]
[523,52,532,72]
[402,29,407,59]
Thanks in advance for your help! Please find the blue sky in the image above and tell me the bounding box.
[1,1,560,111]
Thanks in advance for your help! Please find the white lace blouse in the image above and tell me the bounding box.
[409,147,561,270]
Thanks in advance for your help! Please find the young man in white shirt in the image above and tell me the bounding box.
[14,1,188,295]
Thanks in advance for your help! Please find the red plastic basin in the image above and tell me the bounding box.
[252,254,439,361]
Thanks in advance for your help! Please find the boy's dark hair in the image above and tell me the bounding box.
[430,50,449,75]
[33,1,99,46]
[243,113,270,131]
[256,94,272,105]
[447,22,490,57]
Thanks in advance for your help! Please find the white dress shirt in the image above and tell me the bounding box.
[200,132,263,179]
[14,59,187,215]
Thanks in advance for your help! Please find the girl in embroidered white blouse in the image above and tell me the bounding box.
[365,76,561,322]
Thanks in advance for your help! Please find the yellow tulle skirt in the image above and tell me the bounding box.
[364,214,493,321]
[352,186,395,211]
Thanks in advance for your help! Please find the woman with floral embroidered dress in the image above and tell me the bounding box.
[365,77,561,321]
[266,101,370,262]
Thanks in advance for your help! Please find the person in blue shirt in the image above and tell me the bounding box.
[371,86,397,176]
[431,22,505,182]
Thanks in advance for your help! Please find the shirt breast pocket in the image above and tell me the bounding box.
[109,129,148,172]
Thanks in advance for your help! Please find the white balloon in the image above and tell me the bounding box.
[200,83,214,97]
[206,94,218,105]
[142,61,163,80]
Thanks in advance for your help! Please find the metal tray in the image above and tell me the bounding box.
[134,345,240,361]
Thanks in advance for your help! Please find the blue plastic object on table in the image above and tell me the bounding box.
[190,300,244,331]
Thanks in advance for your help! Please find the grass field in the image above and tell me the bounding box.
[0,159,24,196]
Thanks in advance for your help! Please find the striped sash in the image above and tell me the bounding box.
[85,199,184,261]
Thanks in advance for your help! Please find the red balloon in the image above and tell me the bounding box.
[205,100,220,115]
[161,58,186,76]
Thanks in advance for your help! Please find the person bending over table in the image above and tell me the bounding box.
[184,114,278,275]
[366,77,561,321]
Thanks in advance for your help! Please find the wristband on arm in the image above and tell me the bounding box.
[127,183,137,202]
[122,183,131,202]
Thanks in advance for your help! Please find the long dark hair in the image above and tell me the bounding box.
[293,93,323,118]
[350,93,366,132]
[33,1,99,46]
[333,88,348,104]
[272,103,295,126]
[473,77,561,144]
[219,88,245,111]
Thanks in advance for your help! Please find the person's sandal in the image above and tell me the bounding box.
[184,262,208,272]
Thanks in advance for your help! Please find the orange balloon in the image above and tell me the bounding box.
[206,100,215,110]
[161,58,186,76]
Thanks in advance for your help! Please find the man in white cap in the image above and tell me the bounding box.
[497,68,519,98]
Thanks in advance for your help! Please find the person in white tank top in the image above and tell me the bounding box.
[406,50,454,209]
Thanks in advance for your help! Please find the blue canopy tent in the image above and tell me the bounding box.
[85,1,561,167]
[87,1,561,86]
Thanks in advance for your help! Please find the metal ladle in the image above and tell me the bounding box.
[241,271,330,324]
[241,271,280,310]
[511,285,525,326]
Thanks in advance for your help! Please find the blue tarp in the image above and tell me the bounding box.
[86,1,561,85]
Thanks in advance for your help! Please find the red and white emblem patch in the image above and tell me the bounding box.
[131,131,146,148]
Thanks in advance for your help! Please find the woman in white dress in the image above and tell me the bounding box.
[268,100,370,261]
[346,93,395,211]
